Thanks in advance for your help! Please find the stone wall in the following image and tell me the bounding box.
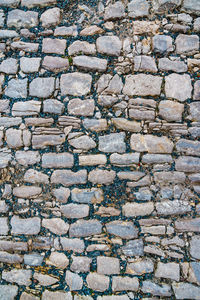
[0,0,200,299]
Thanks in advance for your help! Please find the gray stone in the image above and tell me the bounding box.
[112,118,141,132]
[97,256,120,275]
[158,58,187,73]
[69,135,96,150]
[134,55,158,72]
[83,118,108,132]
[176,34,199,54]
[106,221,138,239]
[68,99,94,116]
[11,216,41,235]
[15,151,40,166]
[126,258,154,275]
[70,256,91,273]
[42,290,72,300]
[7,9,38,28]
[0,285,18,300]
[51,170,87,186]
[73,55,107,72]
[176,139,200,156]
[20,292,39,300]
[156,200,191,215]
[88,169,116,185]
[190,236,200,259]
[43,99,64,115]
[34,272,58,285]
[153,0,181,13]
[130,134,173,153]
[172,282,200,299]
[175,218,200,232]
[154,171,186,184]
[12,100,41,116]
[52,187,70,203]
[86,273,109,292]
[69,220,102,237]
[122,239,144,256]
[165,73,192,102]
[110,153,140,166]
[128,0,149,17]
[112,276,139,292]
[65,271,83,291]
[42,218,69,235]
[2,269,32,286]
[79,154,107,166]
[42,56,69,73]
[142,154,172,164]
[175,156,200,172]
[24,169,49,184]
[0,29,18,39]
[153,35,173,53]
[189,102,200,121]
[99,133,126,153]
[11,41,39,52]
[0,217,8,235]
[80,25,104,36]
[96,36,122,56]
[6,128,23,149]
[42,153,74,168]
[123,74,162,96]
[13,185,42,198]
[123,202,154,217]
[29,77,55,98]
[159,100,184,121]
[0,0,20,7]
[194,80,200,100]
[98,95,118,107]
[42,38,66,55]
[61,203,89,219]
[71,188,103,204]
[183,0,200,15]
[54,25,78,37]
[60,73,92,96]
[20,57,41,73]
[40,7,61,28]
[47,252,69,269]
[68,41,96,55]
[60,238,85,253]
[104,1,125,20]
[21,0,57,7]
[32,131,65,149]
[142,280,172,297]
[24,253,43,266]
[155,262,180,281]
[5,78,27,98]
[0,58,18,74]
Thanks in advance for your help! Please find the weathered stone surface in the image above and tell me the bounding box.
[47,252,69,269]
[154,171,186,184]
[99,133,126,153]
[24,253,43,266]
[68,41,96,55]
[69,220,102,237]
[65,271,83,291]
[40,7,60,28]
[51,170,87,186]
[104,1,125,20]
[142,280,172,297]
[126,258,154,276]
[176,139,200,156]
[158,58,187,73]
[68,99,94,116]
[165,73,192,102]
[29,77,55,98]
[12,100,41,116]
[134,55,158,72]
[132,20,160,35]
[70,256,91,273]
[155,262,180,281]
[112,276,139,292]
[189,102,200,121]
[79,154,106,166]
[34,272,58,286]
[73,56,107,72]
[96,36,122,56]
[123,202,154,217]
[110,153,140,166]
[15,151,40,165]
[88,169,116,185]
[0,217,8,235]
[159,100,184,121]
[42,38,66,54]
[172,282,200,299]
[60,73,92,96]
[130,134,173,153]
[5,78,27,98]
[142,154,172,164]
[24,169,49,184]
[20,57,41,73]
[11,216,41,235]
[7,9,38,28]
[6,128,23,149]
[0,58,18,74]
[60,238,85,253]
[97,256,120,275]
[83,118,108,131]
[61,203,89,219]
[69,135,96,150]
[21,0,57,7]
[175,156,200,172]
[153,35,173,53]
[176,34,199,54]
[194,80,200,100]
[13,185,42,198]
[11,41,39,52]
[0,0,20,7]
[54,25,78,37]
[80,25,104,36]
[42,56,69,73]
[128,0,149,17]
[42,290,72,300]
[112,118,141,132]
[86,273,109,292]
[2,269,32,286]
[42,153,74,168]
[175,218,200,232]
[123,74,162,96]
[190,236,200,259]
[0,285,18,300]
[71,188,103,204]
[156,200,191,215]
[42,218,69,235]
[106,221,138,239]
[52,187,70,203]
[122,239,144,256]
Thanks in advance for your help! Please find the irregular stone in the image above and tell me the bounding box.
[42,153,74,168]
[65,271,83,291]
[156,200,191,215]
[189,102,200,121]
[34,272,58,286]
[42,56,69,73]
[0,0,20,7]
[42,38,66,55]
[121,239,144,257]
[165,73,192,102]
[79,154,106,166]
[51,170,87,186]
[61,203,89,219]
[155,262,180,281]
[24,253,43,266]
[176,139,200,156]
[0,58,18,74]
[83,118,108,132]
[123,74,162,96]
[106,221,138,239]
[52,187,70,203]
[20,57,41,73]
[0,29,18,38]
[54,25,78,37]
[68,41,96,55]
[176,34,199,54]
[21,0,57,7]
[159,100,184,122]
[153,34,173,53]
[190,236,200,259]
[154,171,186,184]
[70,256,91,273]
[0,217,8,235]
[0,285,18,300]
[172,282,200,299]
[20,292,39,300]
[128,0,149,17]
[12,100,41,116]
[29,77,55,98]
[175,156,200,172]
[69,135,96,150]
[110,153,140,166]
[98,95,118,107]
[71,188,103,204]
[88,169,116,185]
[68,99,94,116]
[80,25,104,36]
[42,218,69,235]
[11,216,41,235]
[194,80,200,100]
[96,36,122,56]
[13,185,41,198]
[7,9,38,28]
[6,128,23,149]
[126,258,154,275]
[142,154,172,164]
[15,151,40,165]
[86,273,109,292]
[142,280,172,297]
[104,1,125,20]
[123,202,154,217]
[132,20,160,35]
[112,118,141,132]
[5,78,27,98]
[73,55,107,72]
[47,252,69,269]
[97,256,120,275]
[60,238,85,253]
[112,276,139,292]
[69,220,102,237]
[117,171,145,181]
[40,7,60,28]
[130,134,173,153]
[134,55,158,72]
[99,133,126,153]
[42,290,72,300]
[24,169,49,184]
[2,269,32,286]
[175,218,200,232]
[158,58,187,73]
[60,73,92,96]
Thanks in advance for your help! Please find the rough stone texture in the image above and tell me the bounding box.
[165,73,192,102]
[60,73,92,96]
[96,36,122,56]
